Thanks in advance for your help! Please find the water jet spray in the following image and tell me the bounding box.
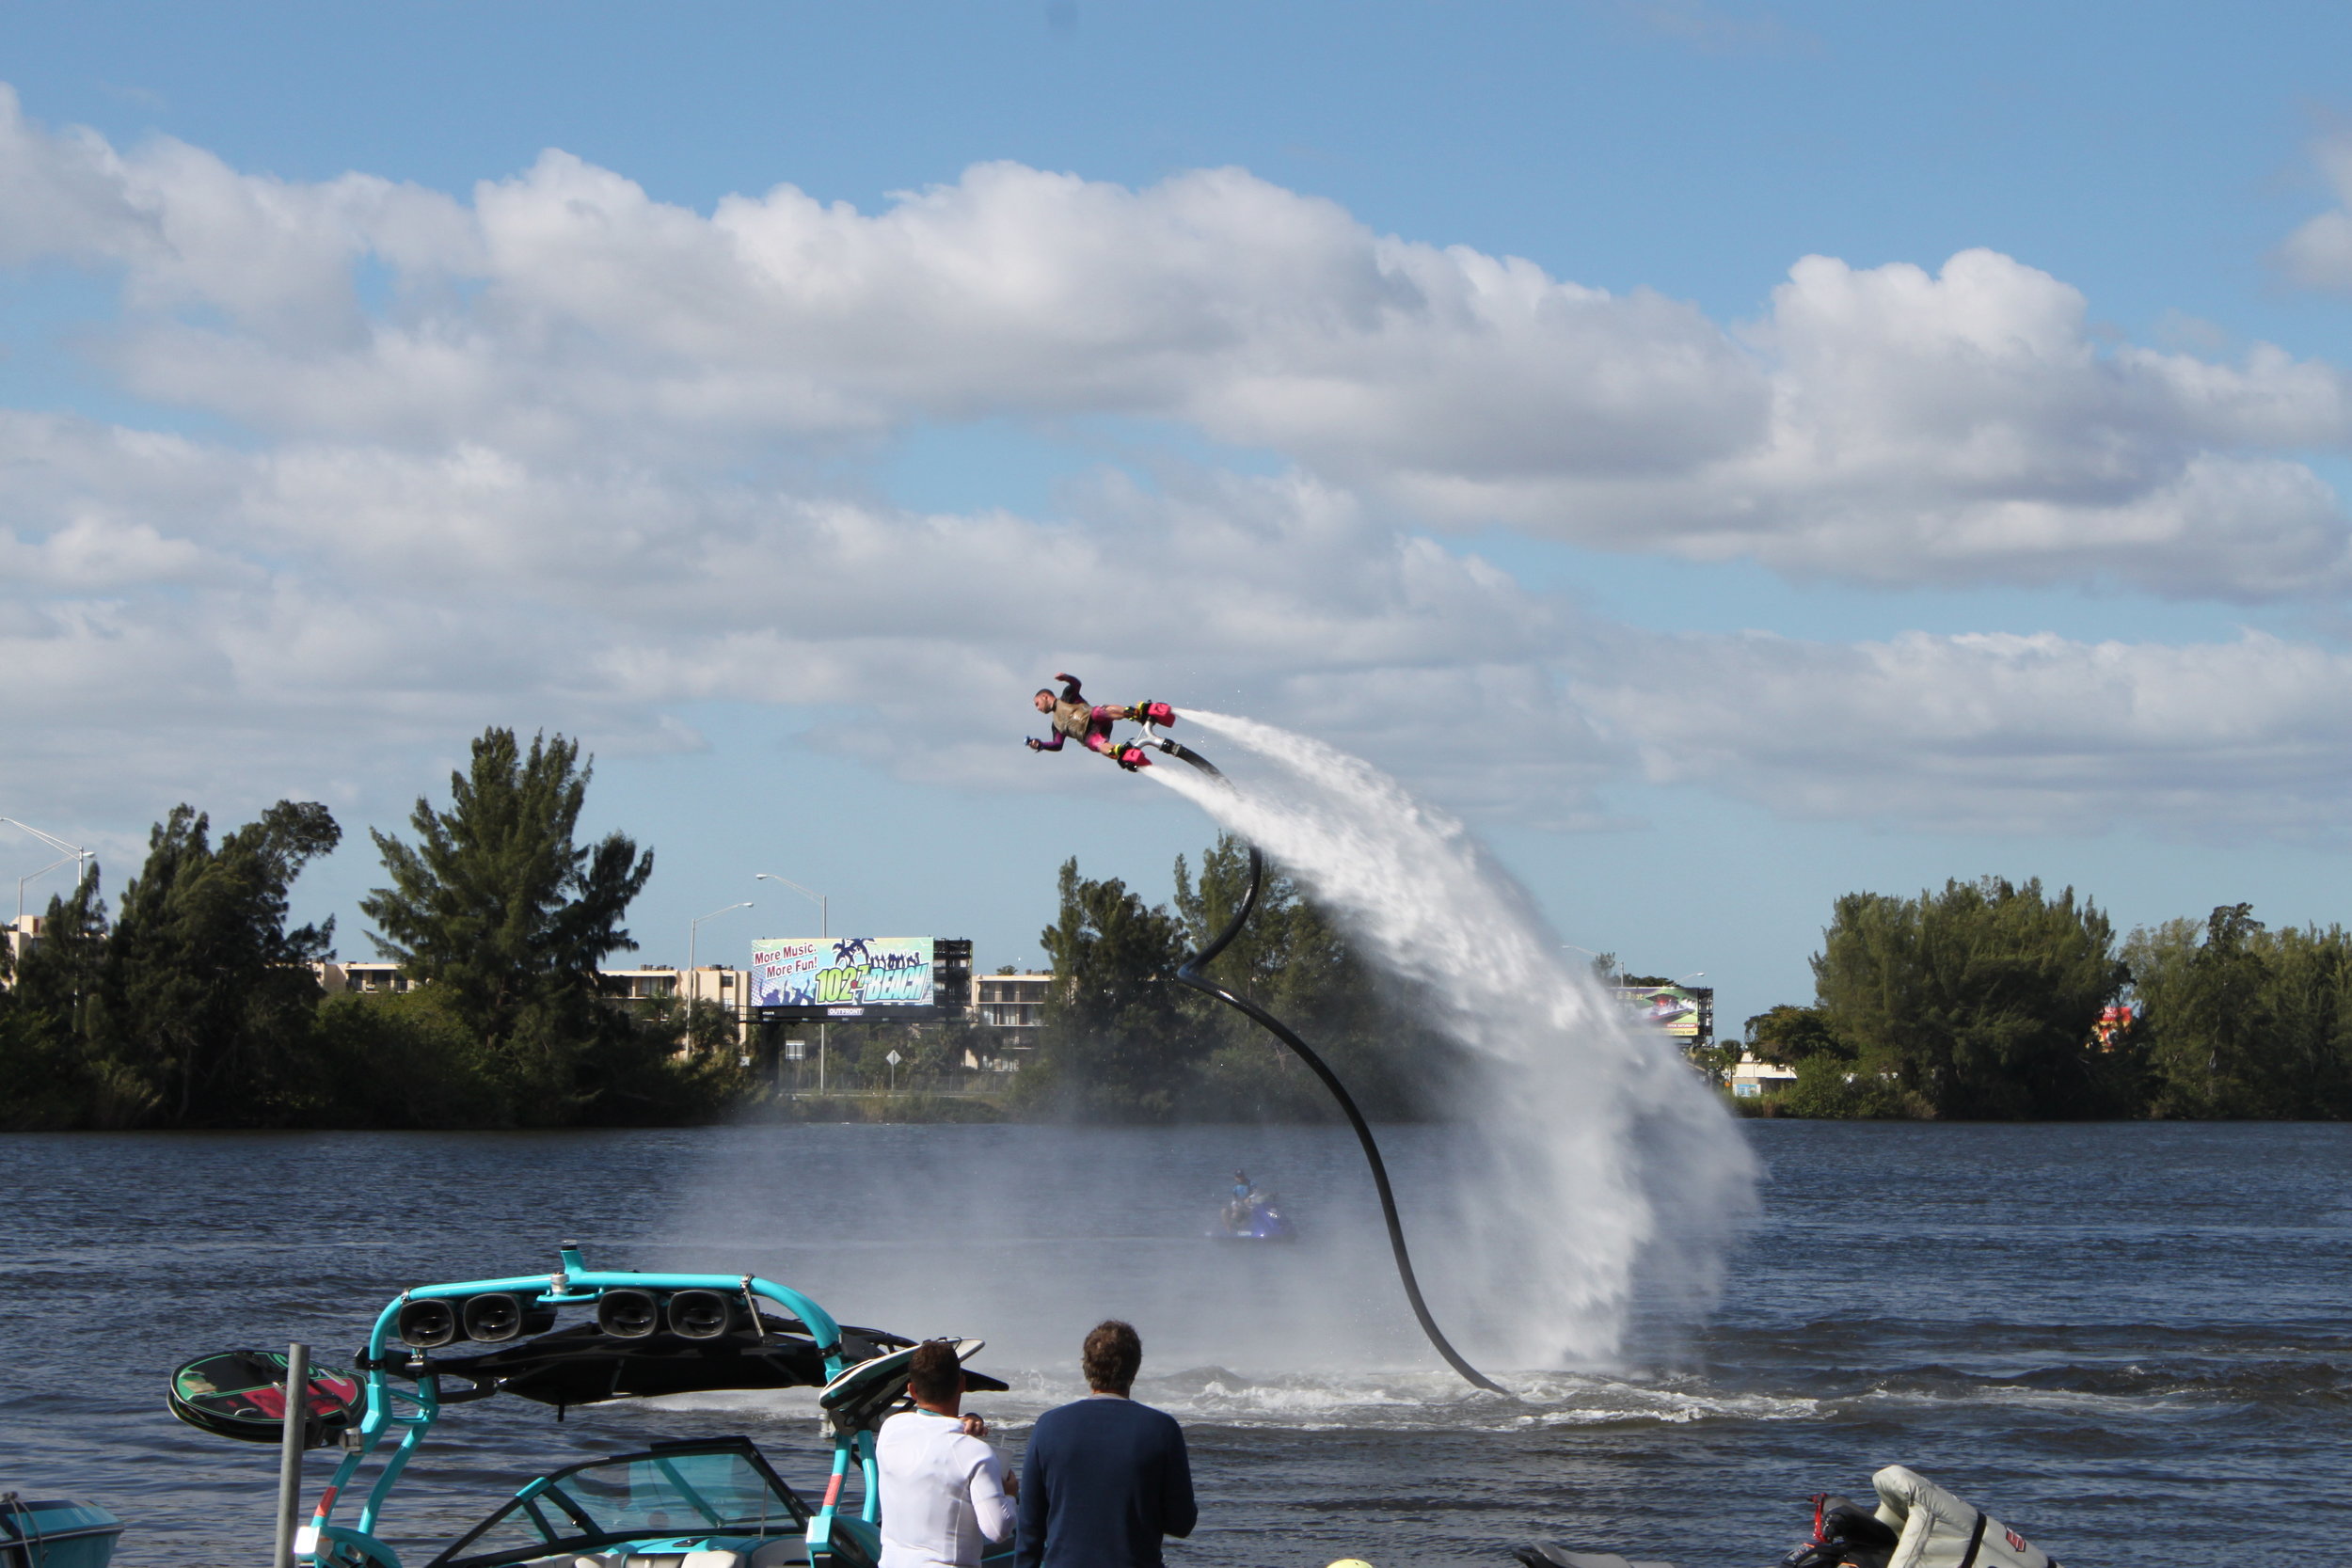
[1144,730,1506,1396]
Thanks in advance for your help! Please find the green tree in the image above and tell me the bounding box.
[97,801,342,1126]
[1814,876,2128,1118]
[1172,834,1452,1119]
[361,728,655,1120]
[1743,1004,1851,1064]
[1029,857,1200,1121]
[0,872,112,1128]
[310,987,506,1128]
[2255,924,2352,1118]
[2126,906,2352,1118]
[1777,1054,1912,1118]
[0,934,81,1130]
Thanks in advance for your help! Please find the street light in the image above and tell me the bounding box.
[686,903,754,1042]
[755,873,830,1093]
[754,873,826,937]
[2,817,92,925]
[689,901,755,976]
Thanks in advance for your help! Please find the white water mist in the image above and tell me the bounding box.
[1152,709,1758,1367]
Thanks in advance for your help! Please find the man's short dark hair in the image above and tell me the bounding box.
[1082,1319,1141,1393]
[1036,688,1057,701]
[909,1339,962,1405]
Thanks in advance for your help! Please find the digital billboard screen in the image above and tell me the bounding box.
[1613,984,1709,1039]
[751,938,935,1011]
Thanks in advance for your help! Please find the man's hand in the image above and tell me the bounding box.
[960,1413,988,1438]
[1025,737,1042,751]
[1001,1468,1020,1498]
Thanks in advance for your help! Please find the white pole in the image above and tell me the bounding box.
[687,903,754,1047]
[273,1342,310,1568]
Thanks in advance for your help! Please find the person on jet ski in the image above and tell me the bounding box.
[1025,673,1174,771]
[1223,1171,1257,1231]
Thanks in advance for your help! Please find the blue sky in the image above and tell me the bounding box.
[9,2,2352,1032]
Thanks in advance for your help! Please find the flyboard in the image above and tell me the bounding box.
[1122,709,1507,1395]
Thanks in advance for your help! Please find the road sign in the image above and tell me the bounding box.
[885,1050,902,1065]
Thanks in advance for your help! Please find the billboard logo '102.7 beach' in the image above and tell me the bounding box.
[750,938,935,1008]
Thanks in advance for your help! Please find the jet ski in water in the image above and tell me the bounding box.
[1510,1466,2059,1568]
[1210,1170,1295,1241]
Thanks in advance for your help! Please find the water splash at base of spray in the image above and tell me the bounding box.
[1149,709,1758,1366]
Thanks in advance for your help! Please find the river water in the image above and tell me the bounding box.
[2,1120,2346,1567]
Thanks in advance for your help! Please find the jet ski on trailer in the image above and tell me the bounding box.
[167,1243,1007,1568]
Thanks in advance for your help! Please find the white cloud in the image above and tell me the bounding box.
[2278,132,2352,293]
[1580,626,2352,837]
[6,86,2345,597]
[11,86,2352,850]
[1414,250,2352,597]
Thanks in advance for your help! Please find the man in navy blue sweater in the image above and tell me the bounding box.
[1015,1320,1196,1568]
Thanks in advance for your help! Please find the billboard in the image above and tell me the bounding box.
[1613,983,1711,1041]
[751,938,935,1012]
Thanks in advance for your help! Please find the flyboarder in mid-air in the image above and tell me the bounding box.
[1026,673,1175,770]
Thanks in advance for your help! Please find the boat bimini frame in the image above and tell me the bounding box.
[294,1242,940,1568]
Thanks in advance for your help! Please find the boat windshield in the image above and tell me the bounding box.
[427,1441,811,1567]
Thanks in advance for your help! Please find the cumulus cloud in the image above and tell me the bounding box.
[5,86,2347,597]
[1579,626,2352,838]
[2278,132,2352,293]
[10,85,2352,848]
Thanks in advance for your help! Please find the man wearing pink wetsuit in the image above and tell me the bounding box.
[1025,674,1172,769]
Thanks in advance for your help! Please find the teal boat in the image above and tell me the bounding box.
[0,1497,124,1568]
[169,1243,1007,1568]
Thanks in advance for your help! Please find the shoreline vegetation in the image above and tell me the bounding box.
[5,734,2348,1129]
[1720,878,2352,1121]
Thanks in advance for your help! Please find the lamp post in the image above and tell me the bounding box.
[687,902,754,1047]
[2,817,91,926]
[755,874,830,1093]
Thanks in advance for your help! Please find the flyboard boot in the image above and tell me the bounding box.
[1120,700,1180,764]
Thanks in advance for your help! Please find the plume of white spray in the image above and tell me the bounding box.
[1150,709,1758,1367]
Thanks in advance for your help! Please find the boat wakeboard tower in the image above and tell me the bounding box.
[1142,718,1506,1396]
[166,1243,1005,1568]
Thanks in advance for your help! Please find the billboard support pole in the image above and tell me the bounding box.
[755,874,831,1092]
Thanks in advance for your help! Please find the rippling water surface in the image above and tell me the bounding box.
[3,1121,2346,1566]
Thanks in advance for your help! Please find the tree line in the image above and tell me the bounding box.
[1017,837,1463,1122]
[1741,877,2352,1119]
[0,728,743,1131]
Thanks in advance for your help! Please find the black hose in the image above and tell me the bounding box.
[1157,739,1506,1395]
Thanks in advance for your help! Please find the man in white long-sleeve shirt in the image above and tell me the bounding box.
[877,1340,1018,1568]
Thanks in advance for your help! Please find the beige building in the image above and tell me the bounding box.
[972,971,1052,1031]
[1727,1052,1799,1099]
[315,960,418,995]
[4,914,43,980]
